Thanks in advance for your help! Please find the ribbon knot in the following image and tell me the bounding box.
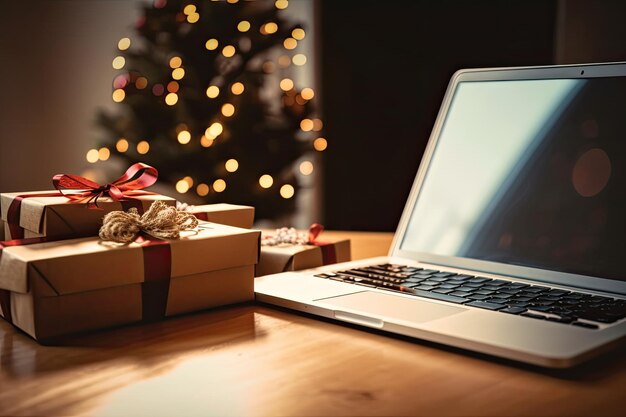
[99,201,199,243]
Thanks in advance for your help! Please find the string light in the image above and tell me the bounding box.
[301,87,315,100]
[261,22,278,35]
[313,137,328,151]
[292,28,305,40]
[300,119,314,131]
[231,82,244,95]
[187,13,200,23]
[226,0,238,3]
[169,56,182,68]
[221,103,235,117]
[280,184,295,199]
[137,140,150,154]
[275,0,288,9]
[206,122,223,138]
[86,149,99,163]
[98,147,111,161]
[112,56,125,69]
[205,38,219,50]
[165,92,178,105]
[172,68,185,80]
[183,4,196,15]
[183,176,194,187]
[292,54,307,66]
[295,94,307,105]
[280,78,294,91]
[222,45,236,58]
[312,119,324,131]
[152,84,165,96]
[112,89,125,102]
[259,174,273,188]
[225,158,239,172]
[177,130,191,144]
[299,161,314,176]
[200,135,214,147]
[213,179,226,192]
[135,77,148,89]
[283,38,297,50]
[237,21,250,32]
[206,85,220,98]
[176,179,190,193]
[197,183,209,196]
[118,37,131,51]
[167,81,179,93]
[116,138,129,152]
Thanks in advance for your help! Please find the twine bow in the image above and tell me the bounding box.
[99,201,199,243]
[53,163,158,207]
[261,223,325,246]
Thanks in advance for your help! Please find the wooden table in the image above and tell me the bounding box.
[1,231,625,416]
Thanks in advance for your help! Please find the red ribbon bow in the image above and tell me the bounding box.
[52,163,158,206]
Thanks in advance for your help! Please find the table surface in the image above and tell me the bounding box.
[1,231,625,417]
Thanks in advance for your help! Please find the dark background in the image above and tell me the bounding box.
[319,0,626,231]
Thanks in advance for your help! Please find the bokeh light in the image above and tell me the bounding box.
[231,82,244,95]
[205,38,219,50]
[206,85,220,98]
[213,179,226,192]
[299,161,314,176]
[300,119,314,131]
[165,92,178,105]
[116,138,129,152]
[172,68,185,80]
[313,137,327,151]
[176,179,190,193]
[292,54,307,66]
[197,183,209,196]
[280,184,295,199]
[301,87,314,100]
[222,45,236,58]
[86,149,99,163]
[137,140,150,154]
[225,159,239,172]
[237,21,251,32]
[292,28,305,40]
[177,130,191,144]
[280,78,294,91]
[112,89,126,102]
[169,56,182,68]
[112,56,126,69]
[98,147,111,161]
[118,37,131,51]
[221,103,235,117]
[259,174,273,188]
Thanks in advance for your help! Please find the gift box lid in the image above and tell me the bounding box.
[256,238,351,276]
[0,221,260,296]
[189,204,255,229]
[0,191,176,235]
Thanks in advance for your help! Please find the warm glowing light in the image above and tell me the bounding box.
[259,174,273,188]
[222,45,236,58]
[299,161,314,176]
[172,68,185,80]
[280,184,295,199]
[301,87,314,100]
[183,4,196,15]
[112,89,126,102]
[237,21,250,32]
[176,179,190,193]
[279,78,294,91]
[200,135,214,147]
[313,137,327,151]
[187,13,200,23]
[292,28,305,40]
[118,37,131,51]
[283,38,297,50]
[165,92,178,105]
[231,82,244,95]
[135,77,148,89]
[98,147,111,161]
[116,138,129,153]
[205,38,219,50]
[206,122,223,138]
[225,158,239,172]
[86,149,99,163]
[226,0,238,3]
[167,81,179,93]
[206,85,220,98]
[278,55,291,67]
[137,140,150,154]
[292,54,307,66]
[275,0,288,9]
[295,94,307,105]
[112,56,125,69]
[169,56,182,68]
[113,74,129,89]
[300,119,314,131]
[213,179,226,192]
[313,118,324,131]
[177,130,191,144]
[152,84,165,96]
[197,183,209,196]
[262,22,278,34]
[221,103,235,117]
[183,176,194,187]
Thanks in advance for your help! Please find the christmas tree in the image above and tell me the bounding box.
[91,0,325,221]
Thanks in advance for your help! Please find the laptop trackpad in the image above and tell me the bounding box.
[317,291,467,324]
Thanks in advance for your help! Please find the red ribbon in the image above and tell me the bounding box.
[52,162,158,206]
[193,212,209,221]
[6,192,64,240]
[307,223,337,265]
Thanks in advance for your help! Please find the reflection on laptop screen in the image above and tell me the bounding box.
[401,78,626,281]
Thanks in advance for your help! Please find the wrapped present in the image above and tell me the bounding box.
[182,203,255,229]
[0,202,260,342]
[255,224,351,277]
[1,163,175,240]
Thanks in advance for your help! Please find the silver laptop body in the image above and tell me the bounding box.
[255,62,626,368]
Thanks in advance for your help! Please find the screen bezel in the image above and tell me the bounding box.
[391,62,626,295]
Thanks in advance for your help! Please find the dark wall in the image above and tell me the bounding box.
[319,0,557,231]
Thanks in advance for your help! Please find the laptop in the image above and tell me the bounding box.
[255,62,626,368]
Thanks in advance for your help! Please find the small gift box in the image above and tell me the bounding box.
[0,202,260,342]
[255,224,351,277]
[185,203,255,229]
[1,163,175,240]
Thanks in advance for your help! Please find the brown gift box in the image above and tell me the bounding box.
[188,204,255,229]
[1,191,176,240]
[255,238,351,277]
[0,221,260,341]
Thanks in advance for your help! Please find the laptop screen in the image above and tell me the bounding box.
[401,77,626,282]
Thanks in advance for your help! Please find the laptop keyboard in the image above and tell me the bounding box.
[314,263,626,330]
